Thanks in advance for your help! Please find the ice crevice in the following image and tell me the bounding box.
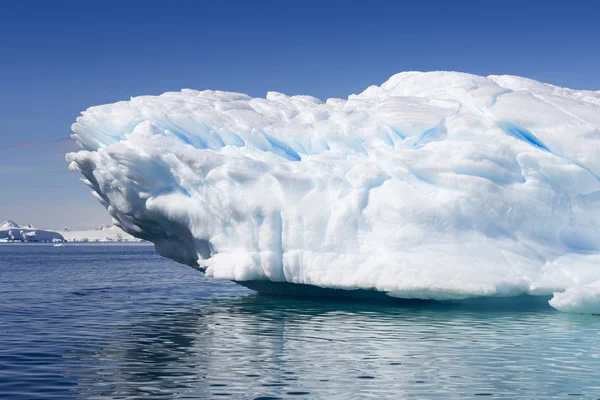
[499,122,551,153]
[67,71,600,314]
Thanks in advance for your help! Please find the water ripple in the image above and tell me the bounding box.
[1,245,600,399]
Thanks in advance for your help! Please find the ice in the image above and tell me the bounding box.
[66,71,600,313]
[549,281,600,314]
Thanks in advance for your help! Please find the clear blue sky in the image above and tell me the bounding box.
[1,0,599,229]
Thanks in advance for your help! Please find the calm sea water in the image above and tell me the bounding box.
[1,244,600,399]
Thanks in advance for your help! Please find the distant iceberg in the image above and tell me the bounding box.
[66,71,600,314]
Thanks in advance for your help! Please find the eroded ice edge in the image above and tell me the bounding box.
[66,72,600,314]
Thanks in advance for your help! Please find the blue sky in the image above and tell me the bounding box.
[1,0,599,229]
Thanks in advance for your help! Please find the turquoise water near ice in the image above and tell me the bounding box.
[1,244,600,399]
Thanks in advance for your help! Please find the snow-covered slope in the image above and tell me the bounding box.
[0,220,143,243]
[66,71,600,313]
[0,220,20,230]
[0,221,65,242]
[60,224,144,242]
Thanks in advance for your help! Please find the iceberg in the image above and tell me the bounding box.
[66,71,600,313]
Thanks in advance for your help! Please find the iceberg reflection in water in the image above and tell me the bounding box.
[89,295,599,399]
[1,245,600,399]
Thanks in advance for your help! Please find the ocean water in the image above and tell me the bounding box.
[1,245,599,399]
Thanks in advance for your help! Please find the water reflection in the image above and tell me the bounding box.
[82,295,600,399]
[2,245,599,399]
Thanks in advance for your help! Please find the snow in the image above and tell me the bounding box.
[66,71,600,313]
[0,220,142,243]
[0,220,21,230]
[60,224,144,243]
[0,221,65,242]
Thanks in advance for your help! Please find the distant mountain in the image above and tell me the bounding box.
[0,220,145,243]
[61,224,144,243]
[95,224,111,231]
[0,220,65,243]
[0,220,20,230]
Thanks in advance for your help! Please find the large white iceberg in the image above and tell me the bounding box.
[66,71,600,313]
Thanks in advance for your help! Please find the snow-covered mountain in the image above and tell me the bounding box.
[61,224,144,243]
[0,220,65,242]
[0,220,145,243]
[0,220,20,230]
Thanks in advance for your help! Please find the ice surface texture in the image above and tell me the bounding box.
[66,71,600,313]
